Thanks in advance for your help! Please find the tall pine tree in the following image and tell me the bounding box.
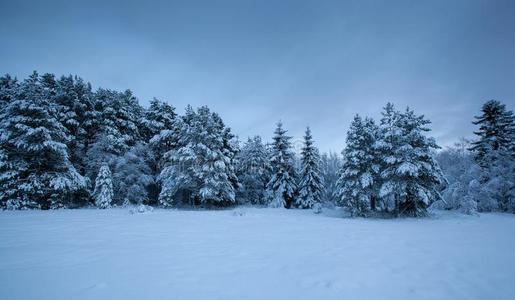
[0,72,86,209]
[236,136,272,205]
[336,115,379,216]
[296,127,323,209]
[158,106,238,207]
[378,106,444,217]
[266,122,297,208]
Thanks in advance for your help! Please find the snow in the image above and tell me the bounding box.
[1,208,515,300]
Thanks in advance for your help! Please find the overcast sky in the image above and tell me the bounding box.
[1,0,514,152]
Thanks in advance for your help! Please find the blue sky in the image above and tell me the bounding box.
[1,0,514,152]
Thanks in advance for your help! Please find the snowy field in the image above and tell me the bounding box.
[1,208,515,300]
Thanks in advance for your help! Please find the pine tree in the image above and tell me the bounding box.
[113,143,153,205]
[296,127,323,209]
[266,122,297,208]
[336,115,379,216]
[469,100,515,212]
[236,136,272,205]
[93,164,113,209]
[158,106,238,207]
[0,74,18,112]
[85,89,143,180]
[140,98,177,143]
[470,100,515,166]
[378,106,445,217]
[0,72,86,209]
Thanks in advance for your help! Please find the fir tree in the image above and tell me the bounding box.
[113,143,153,205]
[470,100,515,166]
[336,115,379,216]
[378,106,445,217]
[0,74,18,112]
[140,98,177,143]
[296,127,323,209]
[93,164,113,209]
[266,122,297,208]
[236,136,272,205]
[469,100,515,212]
[0,72,86,209]
[158,106,238,207]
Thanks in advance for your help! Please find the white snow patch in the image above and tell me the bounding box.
[1,208,514,300]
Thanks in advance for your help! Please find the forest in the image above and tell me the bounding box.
[0,71,513,216]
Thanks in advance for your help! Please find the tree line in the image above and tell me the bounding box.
[0,72,513,216]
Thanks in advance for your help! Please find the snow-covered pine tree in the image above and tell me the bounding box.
[0,74,18,113]
[378,106,445,217]
[470,100,515,166]
[0,71,86,209]
[236,136,272,205]
[335,115,379,216]
[266,121,297,208]
[140,98,179,203]
[374,103,400,212]
[93,164,113,208]
[85,89,143,181]
[296,127,323,209]
[469,100,515,212]
[113,143,153,205]
[50,75,96,176]
[158,106,238,207]
[140,98,177,143]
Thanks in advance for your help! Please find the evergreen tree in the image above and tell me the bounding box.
[93,164,113,209]
[296,127,323,209]
[0,72,86,209]
[0,74,18,112]
[85,89,142,180]
[53,75,95,174]
[470,100,515,166]
[266,122,297,208]
[158,106,238,207]
[236,136,272,205]
[336,115,379,216]
[378,106,445,217]
[113,143,153,205]
[140,98,177,143]
[469,100,515,212]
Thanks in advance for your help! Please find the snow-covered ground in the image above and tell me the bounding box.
[1,208,514,300]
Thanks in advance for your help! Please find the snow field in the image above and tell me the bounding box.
[1,208,514,300]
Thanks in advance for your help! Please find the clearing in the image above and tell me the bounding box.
[1,208,514,299]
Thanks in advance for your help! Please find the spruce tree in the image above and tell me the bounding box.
[470,100,515,166]
[266,122,297,208]
[140,98,177,143]
[469,100,514,212]
[0,74,18,112]
[236,136,272,205]
[336,115,379,216]
[296,127,323,209]
[378,106,444,217]
[113,143,153,205]
[0,72,86,209]
[93,164,113,209]
[158,106,238,207]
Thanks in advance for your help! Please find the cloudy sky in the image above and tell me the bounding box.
[1,0,514,152]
